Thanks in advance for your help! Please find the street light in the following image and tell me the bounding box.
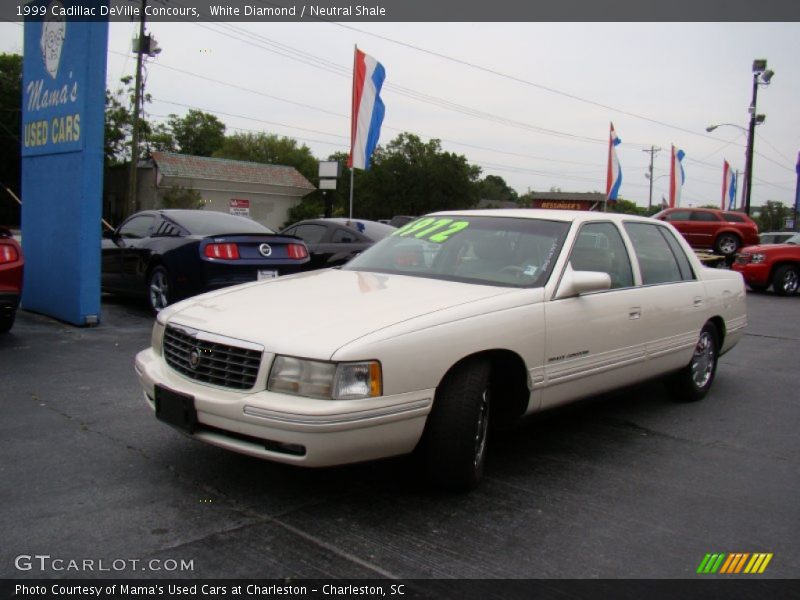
[743,59,775,216]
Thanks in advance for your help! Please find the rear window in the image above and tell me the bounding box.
[168,211,273,235]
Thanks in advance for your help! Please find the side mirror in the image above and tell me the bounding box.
[554,263,612,299]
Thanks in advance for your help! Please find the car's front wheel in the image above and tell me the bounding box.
[714,233,741,257]
[667,322,718,402]
[147,266,171,313]
[422,357,492,491]
[772,265,799,296]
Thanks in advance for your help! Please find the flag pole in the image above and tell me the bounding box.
[348,44,357,220]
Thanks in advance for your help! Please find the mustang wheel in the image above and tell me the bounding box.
[423,357,492,490]
[148,266,171,313]
[667,322,718,402]
[714,233,741,257]
[772,265,799,296]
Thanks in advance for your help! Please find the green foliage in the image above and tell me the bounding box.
[479,175,518,203]
[160,185,203,210]
[755,200,792,232]
[607,198,648,216]
[104,75,154,166]
[167,110,226,157]
[351,133,482,220]
[0,53,21,225]
[214,132,317,183]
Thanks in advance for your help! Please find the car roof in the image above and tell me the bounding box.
[430,208,658,225]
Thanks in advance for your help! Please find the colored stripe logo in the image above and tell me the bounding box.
[697,553,773,574]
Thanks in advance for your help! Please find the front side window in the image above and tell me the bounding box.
[664,210,692,222]
[344,216,570,288]
[568,222,634,289]
[624,223,693,285]
[691,211,720,222]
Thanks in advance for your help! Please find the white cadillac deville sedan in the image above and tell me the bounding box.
[135,210,747,489]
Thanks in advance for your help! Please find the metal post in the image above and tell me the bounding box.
[743,73,759,217]
[127,0,147,216]
[643,146,660,211]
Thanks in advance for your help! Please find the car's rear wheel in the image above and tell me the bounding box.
[147,266,171,313]
[772,265,799,296]
[0,308,15,333]
[714,233,741,257]
[667,322,718,402]
[422,357,492,491]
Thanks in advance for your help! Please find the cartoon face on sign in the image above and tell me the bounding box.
[40,1,66,79]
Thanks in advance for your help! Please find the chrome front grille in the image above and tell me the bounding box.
[163,325,263,390]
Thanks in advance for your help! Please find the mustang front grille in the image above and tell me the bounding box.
[163,325,263,390]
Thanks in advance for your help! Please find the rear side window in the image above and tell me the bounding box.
[118,215,155,239]
[624,223,694,285]
[691,211,720,222]
[292,224,327,244]
[332,228,359,243]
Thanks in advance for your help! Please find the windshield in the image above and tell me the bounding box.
[343,215,570,287]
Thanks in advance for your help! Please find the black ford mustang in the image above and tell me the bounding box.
[102,210,310,312]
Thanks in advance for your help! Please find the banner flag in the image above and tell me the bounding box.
[348,48,386,170]
[605,122,622,203]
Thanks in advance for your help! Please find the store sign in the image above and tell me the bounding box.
[230,199,250,218]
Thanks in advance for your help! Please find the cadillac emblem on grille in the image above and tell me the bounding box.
[189,347,201,370]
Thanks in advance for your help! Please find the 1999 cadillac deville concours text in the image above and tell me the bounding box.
[136,210,746,490]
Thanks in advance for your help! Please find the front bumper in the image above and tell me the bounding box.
[731,262,770,287]
[135,348,433,467]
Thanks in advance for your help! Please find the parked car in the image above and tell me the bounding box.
[0,227,24,333]
[653,207,759,256]
[759,231,796,245]
[102,210,310,313]
[136,210,746,490]
[732,233,800,295]
[279,218,396,269]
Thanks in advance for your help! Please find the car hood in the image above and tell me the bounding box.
[740,243,799,253]
[163,269,518,359]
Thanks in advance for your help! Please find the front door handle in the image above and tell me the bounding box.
[629,307,642,320]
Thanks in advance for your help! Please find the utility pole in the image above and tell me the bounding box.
[642,146,661,212]
[127,0,147,216]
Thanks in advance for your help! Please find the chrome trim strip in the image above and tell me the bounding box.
[243,399,432,425]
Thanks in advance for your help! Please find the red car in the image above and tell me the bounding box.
[732,233,800,296]
[0,228,24,333]
[653,207,759,257]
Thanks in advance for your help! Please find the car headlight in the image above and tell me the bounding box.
[751,253,766,264]
[268,356,382,400]
[151,320,166,356]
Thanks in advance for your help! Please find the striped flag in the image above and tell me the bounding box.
[348,48,385,170]
[605,123,622,203]
[721,160,737,211]
[669,146,686,208]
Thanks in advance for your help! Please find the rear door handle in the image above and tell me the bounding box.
[629,307,642,320]
[693,296,704,307]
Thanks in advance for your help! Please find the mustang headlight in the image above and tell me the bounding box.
[151,320,166,356]
[268,356,382,400]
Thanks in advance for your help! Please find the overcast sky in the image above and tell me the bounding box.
[2,20,799,209]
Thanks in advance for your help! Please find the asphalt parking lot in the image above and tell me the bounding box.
[1,291,798,587]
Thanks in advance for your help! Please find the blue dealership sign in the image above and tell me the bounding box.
[21,0,108,325]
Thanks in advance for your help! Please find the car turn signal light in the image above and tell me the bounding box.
[287,243,308,259]
[0,243,20,264]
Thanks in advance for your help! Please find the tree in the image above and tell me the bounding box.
[214,132,317,182]
[165,110,225,157]
[353,133,482,220]
[160,185,203,210]
[607,198,647,216]
[478,175,518,204]
[0,53,22,225]
[755,200,792,232]
[104,75,154,166]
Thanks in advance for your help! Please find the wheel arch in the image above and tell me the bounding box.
[707,315,726,349]
[436,348,530,425]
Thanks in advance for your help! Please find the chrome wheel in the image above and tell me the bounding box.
[716,234,740,256]
[148,268,170,312]
[778,268,799,294]
[690,330,715,390]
